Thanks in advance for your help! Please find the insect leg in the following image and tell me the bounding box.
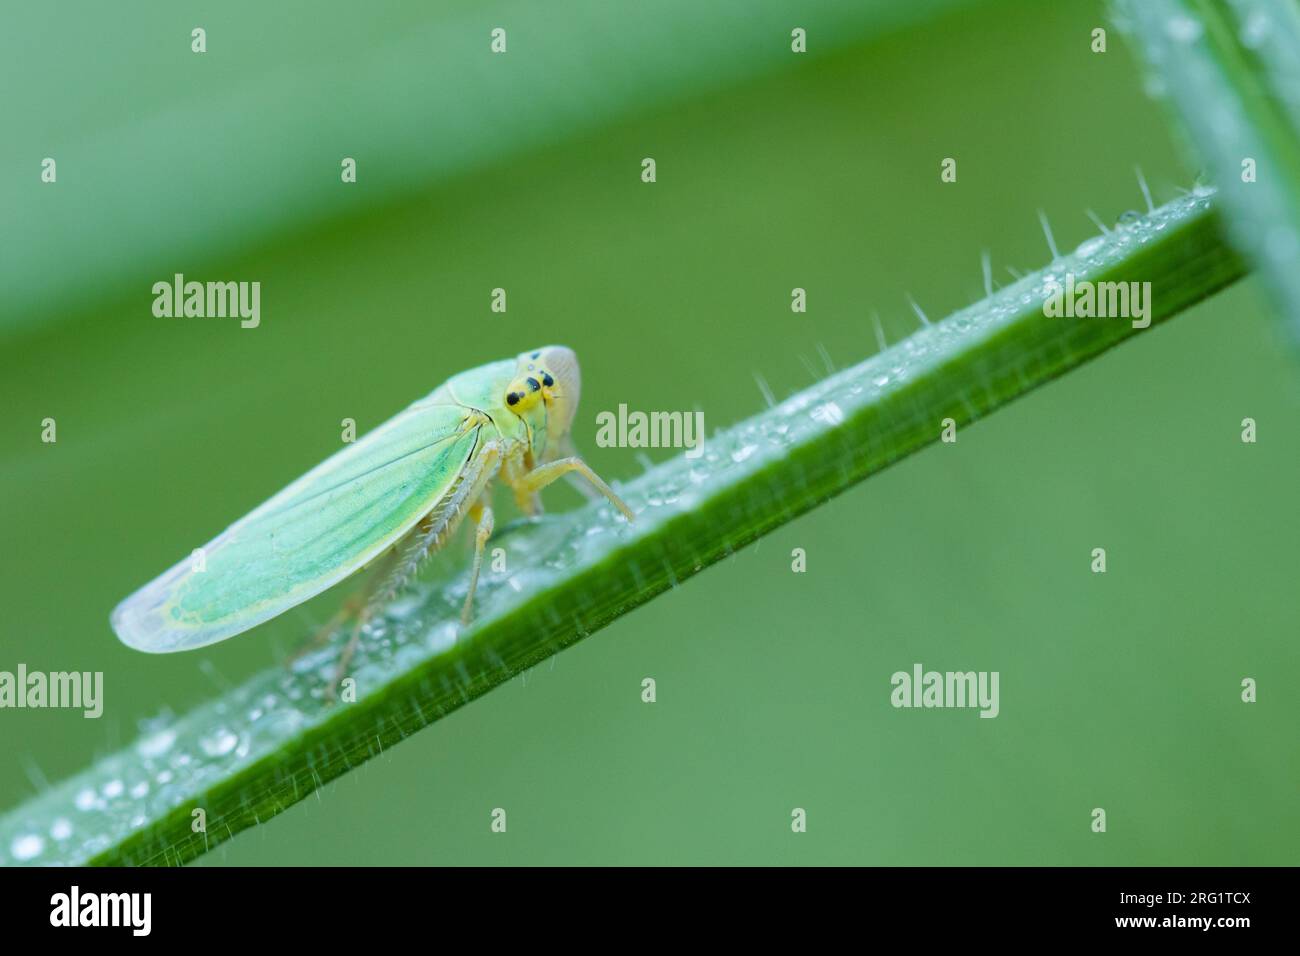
[511,457,634,521]
[551,434,603,502]
[502,454,542,516]
[327,438,504,695]
[460,500,495,624]
[286,547,401,669]
[330,618,366,699]
[285,592,364,668]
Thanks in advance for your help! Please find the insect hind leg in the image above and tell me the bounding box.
[285,592,366,669]
[461,500,495,625]
[323,440,504,697]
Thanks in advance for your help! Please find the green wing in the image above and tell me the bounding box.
[112,398,482,652]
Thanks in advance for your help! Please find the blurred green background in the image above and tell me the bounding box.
[2,0,1296,865]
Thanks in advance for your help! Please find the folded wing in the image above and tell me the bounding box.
[112,400,482,652]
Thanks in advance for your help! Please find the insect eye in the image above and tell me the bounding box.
[526,377,541,392]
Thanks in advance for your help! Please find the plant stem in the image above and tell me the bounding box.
[0,191,1245,866]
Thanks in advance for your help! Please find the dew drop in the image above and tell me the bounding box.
[1165,15,1203,43]
[200,728,238,757]
[102,779,124,799]
[136,728,176,759]
[810,402,845,426]
[1240,11,1269,48]
[50,818,73,841]
[1074,235,1106,257]
[10,834,43,861]
[74,788,96,811]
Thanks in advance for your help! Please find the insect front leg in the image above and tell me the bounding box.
[461,499,495,625]
[510,457,634,522]
[550,434,604,502]
[502,453,542,516]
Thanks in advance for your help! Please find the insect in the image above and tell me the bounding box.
[110,346,633,688]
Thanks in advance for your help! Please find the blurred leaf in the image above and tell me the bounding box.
[1115,0,1300,339]
[0,0,974,342]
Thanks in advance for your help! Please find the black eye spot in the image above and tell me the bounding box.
[506,392,520,406]
[526,377,541,392]
[542,372,554,387]
[530,352,540,359]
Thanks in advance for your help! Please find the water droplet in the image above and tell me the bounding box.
[10,834,43,861]
[200,728,238,757]
[810,402,844,426]
[1165,15,1203,43]
[1074,235,1106,257]
[1240,11,1269,48]
[136,728,176,759]
[130,781,149,799]
[102,779,124,799]
[1117,210,1142,228]
[74,788,96,811]
[50,818,73,841]
[730,444,758,463]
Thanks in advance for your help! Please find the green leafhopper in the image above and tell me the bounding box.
[110,346,633,684]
